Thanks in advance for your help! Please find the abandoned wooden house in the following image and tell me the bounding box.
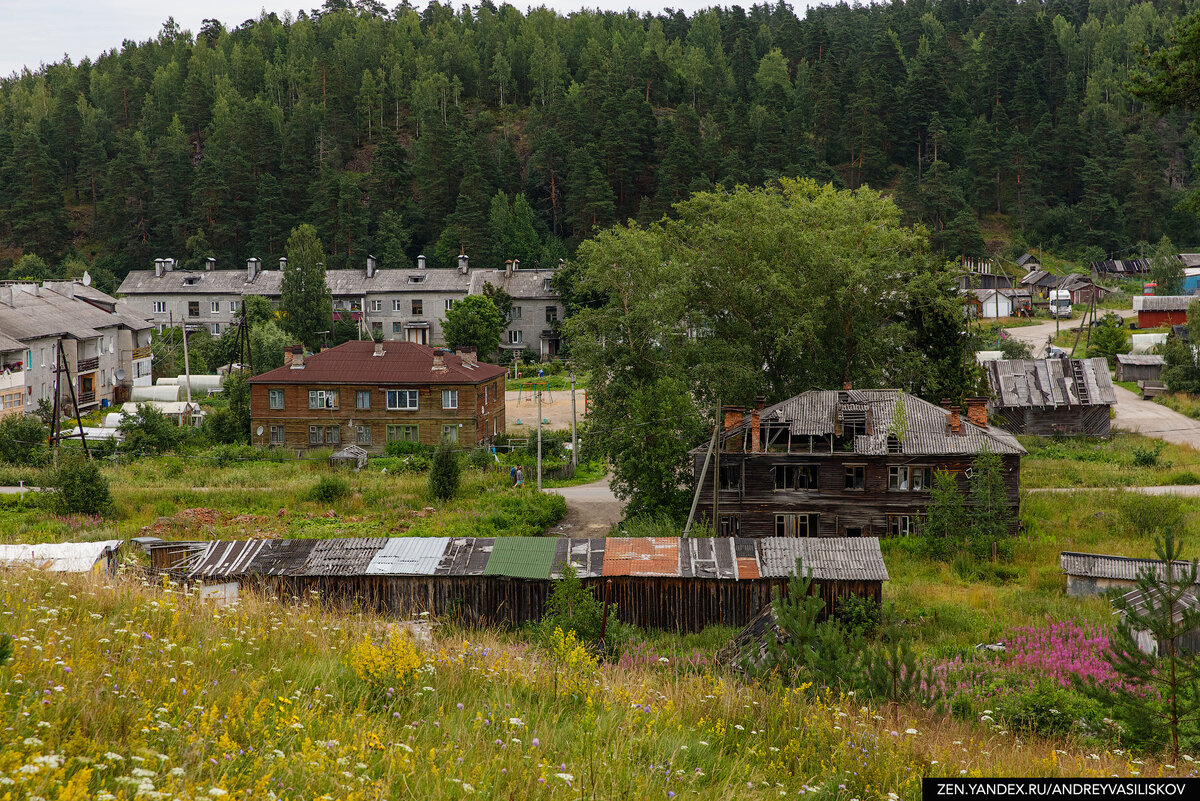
[1019,269,1061,299]
[983,357,1116,436]
[1061,551,1200,598]
[1114,354,1165,384]
[689,389,1024,539]
[147,535,888,633]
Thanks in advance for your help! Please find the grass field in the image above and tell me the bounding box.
[1018,433,1200,489]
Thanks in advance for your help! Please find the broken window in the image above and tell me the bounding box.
[775,513,818,537]
[774,464,819,490]
[844,464,865,490]
[718,463,742,492]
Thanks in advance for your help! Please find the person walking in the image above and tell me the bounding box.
[509,464,518,486]
[515,465,524,488]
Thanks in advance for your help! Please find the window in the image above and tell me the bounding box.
[308,389,339,409]
[718,514,740,537]
[774,464,818,490]
[370,300,382,312]
[408,274,426,283]
[387,389,418,410]
[775,513,819,538]
[509,306,523,320]
[371,321,383,338]
[356,425,371,445]
[442,424,459,443]
[543,278,553,293]
[886,434,902,454]
[269,389,285,410]
[888,465,930,491]
[444,299,454,311]
[393,322,402,334]
[392,299,403,311]
[153,301,167,314]
[309,425,322,445]
[386,424,419,442]
[718,463,742,492]
[230,301,239,313]
[911,467,931,491]
[412,299,423,315]
[187,301,199,318]
[442,390,458,409]
[325,426,340,444]
[269,425,284,445]
[210,323,221,335]
[211,300,220,314]
[546,306,558,323]
[356,390,371,410]
[508,330,523,345]
[888,466,910,491]
[888,514,922,537]
[483,386,488,405]
[844,464,865,490]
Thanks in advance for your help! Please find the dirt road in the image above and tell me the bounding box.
[1110,385,1200,449]
[1003,309,1136,357]
[505,388,584,434]
[545,475,623,536]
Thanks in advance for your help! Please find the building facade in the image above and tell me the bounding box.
[692,390,1024,539]
[248,340,506,454]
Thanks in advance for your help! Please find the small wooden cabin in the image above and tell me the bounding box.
[1114,354,1165,383]
[984,358,1116,437]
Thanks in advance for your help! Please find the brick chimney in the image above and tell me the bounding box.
[366,255,377,278]
[285,345,304,369]
[751,396,765,453]
[965,397,988,428]
[417,254,426,270]
[432,348,448,372]
[722,405,744,434]
[457,346,477,368]
[842,381,852,391]
[942,399,961,435]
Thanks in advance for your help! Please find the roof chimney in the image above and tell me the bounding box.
[373,341,385,357]
[751,396,765,453]
[512,259,520,272]
[432,348,448,372]
[457,346,477,368]
[417,254,426,270]
[722,405,744,433]
[246,257,260,282]
[457,253,469,275]
[965,397,988,428]
[947,405,962,435]
[155,259,164,278]
[366,255,377,279]
[278,256,287,271]
[205,257,216,272]
[285,345,304,369]
[504,259,513,277]
[557,259,564,268]
[164,258,175,272]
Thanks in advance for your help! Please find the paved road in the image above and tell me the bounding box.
[1003,309,1136,357]
[545,475,623,536]
[1110,384,1200,449]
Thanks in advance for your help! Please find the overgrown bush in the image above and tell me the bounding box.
[995,680,1104,737]
[119,403,183,455]
[1131,440,1169,468]
[307,475,350,503]
[832,595,882,636]
[428,440,461,501]
[385,440,433,457]
[0,414,49,466]
[539,563,614,645]
[51,456,113,515]
[466,446,495,471]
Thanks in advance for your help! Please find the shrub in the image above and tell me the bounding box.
[995,680,1103,737]
[119,403,183,455]
[385,440,433,457]
[466,446,495,471]
[0,415,49,466]
[427,439,461,501]
[540,563,614,645]
[350,629,423,698]
[307,475,350,503]
[51,456,113,515]
[1131,440,1169,469]
[832,594,881,636]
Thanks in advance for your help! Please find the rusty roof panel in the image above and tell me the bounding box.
[758,538,888,581]
[365,537,449,576]
[737,557,761,580]
[250,539,318,576]
[550,538,606,578]
[298,538,387,576]
[435,538,495,575]
[602,538,680,577]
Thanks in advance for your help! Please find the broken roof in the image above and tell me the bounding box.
[0,540,122,573]
[1115,354,1165,366]
[1061,551,1200,583]
[247,340,506,386]
[984,358,1117,408]
[1020,270,1060,288]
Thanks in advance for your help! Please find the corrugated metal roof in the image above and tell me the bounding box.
[758,538,889,581]
[183,540,273,579]
[436,538,495,575]
[1061,551,1200,583]
[0,540,122,573]
[758,389,1024,456]
[602,538,681,577]
[365,537,449,576]
[984,358,1116,409]
[298,538,387,576]
[1115,354,1165,366]
[1134,295,1195,311]
[483,537,559,579]
[680,538,738,579]
[550,538,606,578]
[1120,587,1200,624]
[251,539,318,576]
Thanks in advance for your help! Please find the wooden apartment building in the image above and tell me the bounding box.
[248,340,505,454]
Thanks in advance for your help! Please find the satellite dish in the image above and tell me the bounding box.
[256,426,264,436]
[81,270,92,287]
[114,368,126,382]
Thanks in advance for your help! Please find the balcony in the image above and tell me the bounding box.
[132,346,151,360]
[0,371,23,392]
[78,390,96,406]
[77,357,100,373]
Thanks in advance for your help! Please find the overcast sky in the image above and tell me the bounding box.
[0,0,761,78]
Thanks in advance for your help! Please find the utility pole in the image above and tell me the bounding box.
[713,397,721,535]
[180,323,193,405]
[569,371,578,471]
[536,385,543,491]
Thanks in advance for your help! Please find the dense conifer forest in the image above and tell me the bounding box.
[0,0,1196,290]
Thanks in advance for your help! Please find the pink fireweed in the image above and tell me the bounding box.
[1004,620,1135,693]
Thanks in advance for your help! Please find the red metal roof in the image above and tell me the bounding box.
[248,340,506,386]
[602,538,680,577]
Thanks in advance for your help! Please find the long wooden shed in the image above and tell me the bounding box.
[150,536,888,632]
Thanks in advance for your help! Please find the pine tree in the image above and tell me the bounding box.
[968,449,1014,557]
[921,470,969,560]
[428,437,461,501]
[280,224,332,349]
[4,125,69,257]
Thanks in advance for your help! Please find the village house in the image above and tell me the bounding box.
[0,281,154,414]
[117,254,566,358]
[691,389,1024,539]
[983,357,1116,436]
[1114,353,1165,384]
[1019,269,1061,300]
[1133,295,1194,328]
[247,340,506,454]
[966,288,1031,319]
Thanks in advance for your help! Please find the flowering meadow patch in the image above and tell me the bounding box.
[0,570,1177,800]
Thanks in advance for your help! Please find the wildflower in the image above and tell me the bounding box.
[532,738,540,747]
[905,728,918,735]
[208,789,228,797]
[556,773,574,783]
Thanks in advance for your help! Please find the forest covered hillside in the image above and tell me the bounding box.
[0,0,1197,290]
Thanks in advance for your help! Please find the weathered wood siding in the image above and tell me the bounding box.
[1114,363,1164,383]
[692,452,1020,538]
[993,405,1110,437]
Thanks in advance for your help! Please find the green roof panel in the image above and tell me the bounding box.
[482,537,559,580]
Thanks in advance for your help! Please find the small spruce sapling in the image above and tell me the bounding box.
[427,438,461,501]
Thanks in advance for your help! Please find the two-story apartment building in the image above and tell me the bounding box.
[247,340,506,454]
[693,389,1025,539]
[117,254,565,358]
[0,282,155,413]
[0,332,26,420]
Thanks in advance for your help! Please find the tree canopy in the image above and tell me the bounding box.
[441,293,506,360]
[281,224,332,348]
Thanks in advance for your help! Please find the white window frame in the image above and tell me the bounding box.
[153,301,167,314]
[210,323,221,335]
[370,299,382,312]
[308,389,339,409]
[508,330,523,345]
[230,301,240,313]
[444,298,454,311]
[387,389,419,410]
[393,299,404,311]
[441,389,458,410]
[211,300,221,314]
[888,466,910,491]
[269,389,285,410]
